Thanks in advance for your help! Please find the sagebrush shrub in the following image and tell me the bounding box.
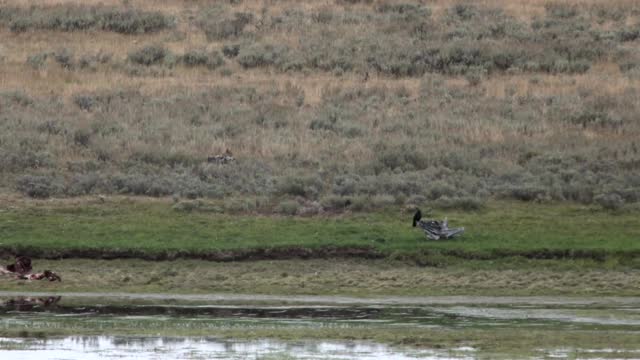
[0,91,33,107]
[53,48,74,69]
[595,193,624,211]
[26,52,49,69]
[16,175,61,198]
[199,9,253,40]
[128,45,169,66]
[436,196,485,211]
[275,199,300,215]
[181,50,224,69]
[275,176,323,199]
[73,95,95,111]
[237,44,291,69]
[5,6,172,33]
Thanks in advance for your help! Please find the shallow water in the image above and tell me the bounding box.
[0,336,477,360]
[0,293,639,359]
[1,295,638,330]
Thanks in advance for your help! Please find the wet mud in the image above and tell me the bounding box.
[2,246,636,263]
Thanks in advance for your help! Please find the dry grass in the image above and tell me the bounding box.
[1,258,638,296]
[0,0,638,205]
[2,0,638,22]
[0,0,636,102]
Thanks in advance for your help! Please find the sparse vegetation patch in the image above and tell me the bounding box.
[0,5,173,33]
[0,0,639,211]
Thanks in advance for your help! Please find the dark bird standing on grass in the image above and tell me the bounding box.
[413,209,464,240]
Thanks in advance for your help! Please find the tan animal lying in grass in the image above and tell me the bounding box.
[1,255,61,281]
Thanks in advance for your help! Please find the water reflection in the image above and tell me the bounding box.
[1,296,639,330]
[0,336,477,360]
[0,295,639,359]
[0,296,61,311]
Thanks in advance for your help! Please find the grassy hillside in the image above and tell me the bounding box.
[0,0,639,212]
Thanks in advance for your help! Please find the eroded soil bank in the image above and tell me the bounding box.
[1,258,638,296]
[3,246,635,263]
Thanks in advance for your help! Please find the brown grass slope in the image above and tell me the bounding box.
[0,0,639,211]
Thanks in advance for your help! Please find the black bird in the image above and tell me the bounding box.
[412,209,464,240]
[5,255,32,275]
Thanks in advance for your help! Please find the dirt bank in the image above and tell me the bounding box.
[2,246,637,263]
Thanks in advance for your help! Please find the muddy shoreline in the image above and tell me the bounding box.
[2,246,637,263]
[1,291,639,306]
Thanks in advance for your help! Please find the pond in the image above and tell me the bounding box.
[0,292,639,359]
[0,336,479,360]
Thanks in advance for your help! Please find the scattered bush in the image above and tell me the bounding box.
[449,4,477,21]
[275,176,323,199]
[26,52,49,69]
[426,181,457,201]
[222,198,256,213]
[237,44,293,70]
[405,194,427,207]
[73,95,95,111]
[569,110,623,128]
[72,128,92,147]
[0,91,33,106]
[595,193,624,211]
[199,9,253,40]
[65,173,104,196]
[436,196,485,211]
[172,200,203,212]
[16,175,62,198]
[348,195,387,211]
[616,29,640,42]
[320,195,352,211]
[309,107,364,137]
[181,50,224,69]
[53,48,74,69]
[78,51,112,70]
[275,199,300,215]
[111,173,172,197]
[1,0,640,210]
[545,3,579,19]
[0,144,53,171]
[4,2,632,78]
[101,9,173,34]
[181,50,208,67]
[173,199,223,213]
[5,6,172,34]
[372,143,429,172]
[223,44,241,58]
[128,45,169,66]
